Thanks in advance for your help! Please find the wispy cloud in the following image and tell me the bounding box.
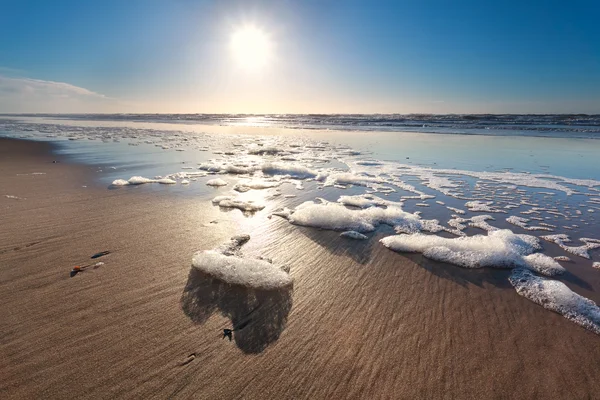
[0,74,123,113]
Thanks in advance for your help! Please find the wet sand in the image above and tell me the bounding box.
[2,138,600,399]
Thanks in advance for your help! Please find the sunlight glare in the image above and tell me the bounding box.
[230,26,272,70]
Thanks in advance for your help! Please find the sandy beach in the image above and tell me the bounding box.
[2,137,600,399]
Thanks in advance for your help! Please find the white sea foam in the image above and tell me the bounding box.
[248,146,282,155]
[448,217,467,233]
[356,160,383,166]
[447,206,466,215]
[337,194,403,209]
[198,162,223,173]
[467,215,498,232]
[541,234,600,259]
[128,176,156,185]
[521,253,566,276]
[509,267,600,334]
[227,164,257,174]
[340,231,369,240]
[350,160,598,196]
[167,171,208,180]
[506,216,554,232]
[380,229,563,276]
[261,162,317,179]
[206,178,228,187]
[212,195,265,212]
[234,179,281,191]
[211,195,234,203]
[191,235,292,289]
[554,256,571,262]
[156,178,176,184]
[320,172,384,187]
[419,219,464,236]
[284,198,422,233]
[465,201,507,213]
[112,176,176,186]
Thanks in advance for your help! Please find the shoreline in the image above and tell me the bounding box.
[2,138,600,399]
[3,114,600,140]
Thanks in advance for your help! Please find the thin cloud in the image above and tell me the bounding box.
[0,75,106,98]
[0,74,124,113]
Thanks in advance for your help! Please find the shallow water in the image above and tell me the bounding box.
[2,114,600,180]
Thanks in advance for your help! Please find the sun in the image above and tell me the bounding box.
[230,26,272,70]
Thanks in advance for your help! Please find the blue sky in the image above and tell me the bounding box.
[0,0,599,113]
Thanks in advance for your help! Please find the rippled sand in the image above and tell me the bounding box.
[2,138,600,399]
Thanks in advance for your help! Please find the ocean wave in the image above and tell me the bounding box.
[2,113,600,138]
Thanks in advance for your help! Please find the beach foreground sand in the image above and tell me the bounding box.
[1,138,600,399]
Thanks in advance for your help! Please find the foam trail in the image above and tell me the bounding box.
[509,267,600,335]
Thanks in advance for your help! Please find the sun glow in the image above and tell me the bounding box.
[230,26,272,70]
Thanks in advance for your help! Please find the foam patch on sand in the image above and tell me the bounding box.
[111,179,130,186]
[380,229,564,276]
[233,179,281,192]
[340,231,368,240]
[206,178,228,187]
[128,176,157,185]
[111,176,176,186]
[191,235,292,290]
[156,178,177,184]
[282,198,422,233]
[211,195,265,212]
[509,267,600,334]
